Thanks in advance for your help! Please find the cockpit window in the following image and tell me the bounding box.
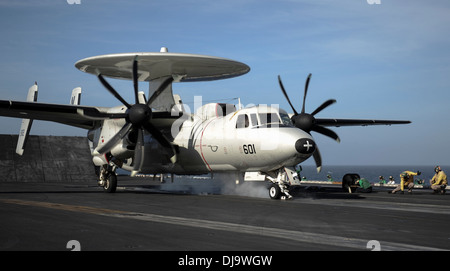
[258,113,281,125]
[279,112,292,126]
[236,114,249,128]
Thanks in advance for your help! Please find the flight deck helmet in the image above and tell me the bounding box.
[435,166,441,173]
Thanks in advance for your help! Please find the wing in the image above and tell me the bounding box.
[0,100,116,130]
[0,99,181,130]
[315,118,411,127]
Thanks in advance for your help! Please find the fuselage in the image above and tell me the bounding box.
[90,103,316,175]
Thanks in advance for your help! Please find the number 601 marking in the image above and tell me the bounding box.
[243,144,256,154]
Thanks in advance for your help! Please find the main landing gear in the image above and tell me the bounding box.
[98,163,118,193]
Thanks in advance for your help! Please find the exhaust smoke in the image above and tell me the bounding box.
[159,173,269,199]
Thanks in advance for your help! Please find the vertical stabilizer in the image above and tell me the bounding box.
[70,87,82,105]
[16,82,38,155]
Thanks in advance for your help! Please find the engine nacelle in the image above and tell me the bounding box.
[110,143,134,159]
[91,107,137,164]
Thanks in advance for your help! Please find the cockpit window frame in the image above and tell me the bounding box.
[250,113,258,128]
[234,107,292,129]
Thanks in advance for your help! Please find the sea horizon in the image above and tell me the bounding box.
[300,165,449,184]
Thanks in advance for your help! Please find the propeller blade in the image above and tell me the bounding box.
[147,77,175,107]
[313,145,322,173]
[132,56,139,104]
[142,122,172,149]
[311,125,341,143]
[131,129,145,177]
[311,99,336,116]
[301,73,312,114]
[97,73,131,109]
[277,75,298,115]
[97,122,133,154]
[142,121,177,163]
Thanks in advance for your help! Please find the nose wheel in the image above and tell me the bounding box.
[269,184,282,199]
[266,169,293,200]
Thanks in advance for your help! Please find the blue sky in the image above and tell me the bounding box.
[0,0,449,166]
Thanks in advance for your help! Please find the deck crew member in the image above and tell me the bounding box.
[357,178,372,193]
[430,166,447,194]
[387,176,395,185]
[389,170,421,194]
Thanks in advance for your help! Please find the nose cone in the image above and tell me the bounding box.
[295,138,316,155]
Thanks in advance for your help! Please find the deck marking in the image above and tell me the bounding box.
[0,198,445,251]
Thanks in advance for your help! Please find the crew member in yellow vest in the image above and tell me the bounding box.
[389,170,421,194]
[430,166,447,194]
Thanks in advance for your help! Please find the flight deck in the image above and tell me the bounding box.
[0,134,448,251]
[0,177,449,251]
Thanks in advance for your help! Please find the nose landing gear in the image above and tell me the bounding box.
[266,167,300,200]
[268,183,292,200]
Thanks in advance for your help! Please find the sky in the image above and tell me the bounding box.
[0,0,449,167]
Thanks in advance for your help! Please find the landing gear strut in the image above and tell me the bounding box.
[98,163,118,193]
[266,169,293,200]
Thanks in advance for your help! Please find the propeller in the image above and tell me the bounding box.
[278,73,340,142]
[278,73,339,172]
[95,55,176,176]
[278,73,411,172]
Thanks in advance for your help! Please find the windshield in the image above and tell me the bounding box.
[258,113,281,125]
[279,112,292,126]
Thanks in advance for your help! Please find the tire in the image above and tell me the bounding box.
[103,173,117,193]
[269,184,281,199]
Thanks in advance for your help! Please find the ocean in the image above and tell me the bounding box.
[299,165,448,184]
[127,165,448,198]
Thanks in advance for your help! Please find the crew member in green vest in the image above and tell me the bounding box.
[356,178,372,193]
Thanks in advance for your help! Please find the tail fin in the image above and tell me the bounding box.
[16,82,38,155]
[70,87,82,105]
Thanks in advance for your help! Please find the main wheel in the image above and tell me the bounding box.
[103,173,117,193]
[269,184,281,199]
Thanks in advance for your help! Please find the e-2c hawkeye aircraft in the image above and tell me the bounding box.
[0,48,410,199]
